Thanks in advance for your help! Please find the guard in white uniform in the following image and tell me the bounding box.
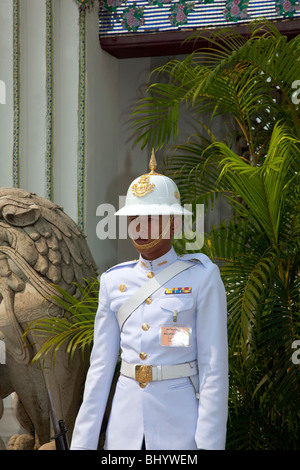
[71,151,228,450]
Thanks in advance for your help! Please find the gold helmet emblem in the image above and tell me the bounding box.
[130,149,158,197]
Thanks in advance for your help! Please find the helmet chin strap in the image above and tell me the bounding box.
[129,215,174,251]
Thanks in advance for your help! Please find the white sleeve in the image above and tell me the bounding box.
[195,263,228,450]
[70,274,120,450]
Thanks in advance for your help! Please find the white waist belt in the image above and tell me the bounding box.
[120,359,198,383]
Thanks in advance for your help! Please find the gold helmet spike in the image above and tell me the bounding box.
[149,149,159,175]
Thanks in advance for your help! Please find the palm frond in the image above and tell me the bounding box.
[24,278,99,366]
[132,22,300,152]
[253,271,300,406]
[214,123,300,244]
[163,138,234,211]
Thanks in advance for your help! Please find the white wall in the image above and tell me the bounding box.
[85,6,119,272]
[84,6,152,271]
[0,0,231,275]
[116,57,151,264]
[0,0,151,272]
[19,0,48,196]
[0,0,14,187]
[52,0,80,222]
[0,0,80,215]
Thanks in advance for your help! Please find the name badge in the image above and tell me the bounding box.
[160,326,191,347]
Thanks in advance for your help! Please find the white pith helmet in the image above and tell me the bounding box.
[115,150,192,216]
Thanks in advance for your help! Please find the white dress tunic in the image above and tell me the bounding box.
[70,247,228,450]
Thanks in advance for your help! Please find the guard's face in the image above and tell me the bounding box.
[128,215,171,242]
[128,215,174,259]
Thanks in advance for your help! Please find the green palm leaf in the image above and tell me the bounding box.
[214,123,300,244]
[132,21,300,154]
[24,278,99,366]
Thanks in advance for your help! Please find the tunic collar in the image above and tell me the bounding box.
[138,246,178,272]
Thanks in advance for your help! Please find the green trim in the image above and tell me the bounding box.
[13,0,20,188]
[45,0,54,200]
[78,8,87,231]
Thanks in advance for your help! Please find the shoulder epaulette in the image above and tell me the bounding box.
[105,259,139,274]
[179,252,212,267]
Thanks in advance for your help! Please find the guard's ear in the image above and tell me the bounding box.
[2,204,41,227]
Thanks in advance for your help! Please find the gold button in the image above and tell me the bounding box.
[145,297,152,305]
[139,382,147,388]
[147,271,154,279]
[139,352,147,360]
[142,323,150,331]
[119,284,126,292]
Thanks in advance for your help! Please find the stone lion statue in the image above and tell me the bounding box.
[0,187,98,450]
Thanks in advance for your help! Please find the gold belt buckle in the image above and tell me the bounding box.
[135,365,153,383]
